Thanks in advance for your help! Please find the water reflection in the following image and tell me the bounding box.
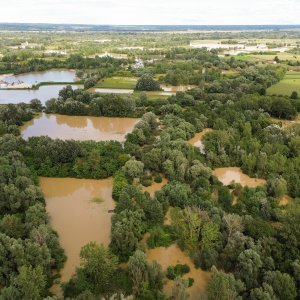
[0,84,83,104]
[20,113,140,142]
[0,70,76,87]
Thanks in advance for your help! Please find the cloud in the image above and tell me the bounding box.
[0,0,299,25]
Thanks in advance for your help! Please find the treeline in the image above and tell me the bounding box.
[45,85,139,117]
[206,65,286,94]
[0,123,66,299]
[0,54,126,75]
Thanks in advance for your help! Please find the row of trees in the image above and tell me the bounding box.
[45,85,138,117]
[0,54,126,75]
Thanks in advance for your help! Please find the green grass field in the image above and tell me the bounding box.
[236,52,300,63]
[267,72,300,96]
[96,76,137,89]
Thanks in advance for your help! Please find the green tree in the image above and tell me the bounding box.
[264,271,297,300]
[110,209,145,261]
[124,159,144,181]
[13,265,46,300]
[208,266,245,300]
[135,75,161,91]
[128,250,149,295]
[291,91,298,100]
[236,249,262,289]
[65,243,118,298]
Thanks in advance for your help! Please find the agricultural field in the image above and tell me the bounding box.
[267,71,300,95]
[96,76,137,89]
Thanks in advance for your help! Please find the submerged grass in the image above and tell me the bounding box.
[90,196,105,204]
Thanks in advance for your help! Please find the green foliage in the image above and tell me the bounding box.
[46,86,137,117]
[24,137,128,179]
[263,271,297,300]
[110,209,145,261]
[64,243,119,298]
[0,152,65,298]
[166,264,190,280]
[128,250,164,296]
[112,170,128,200]
[147,226,173,248]
[135,75,161,91]
[208,266,245,300]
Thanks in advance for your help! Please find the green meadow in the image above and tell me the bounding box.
[267,72,300,96]
[96,76,137,89]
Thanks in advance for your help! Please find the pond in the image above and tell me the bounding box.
[212,167,266,187]
[0,84,83,104]
[40,177,114,283]
[20,113,140,142]
[147,244,211,299]
[0,70,77,88]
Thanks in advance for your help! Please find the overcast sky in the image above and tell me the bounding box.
[0,0,299,25]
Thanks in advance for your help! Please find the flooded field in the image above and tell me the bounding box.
[40,177,114,283]
[142,178,168,197]
[20,113,140,142]
[0,84,83,104]
[188,128,212,153]
[161,84,196,92]
[93,88,134,94]
[0,70,77,88]
[213,167,266,187]
[147,244,211,299]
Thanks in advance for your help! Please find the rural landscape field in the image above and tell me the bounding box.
[0,1,300,300]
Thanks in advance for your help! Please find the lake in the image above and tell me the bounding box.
[0,70,77,87]
[0,84,83,104]
[40,177,114,283]
[20,113,140,142]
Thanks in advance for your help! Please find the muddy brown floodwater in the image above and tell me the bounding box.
[40,177,114,283]
[142,178,169,197]
[20,113,140,142]
[212,167,266,187]
[188,128,213,153]
[147,244,211,299]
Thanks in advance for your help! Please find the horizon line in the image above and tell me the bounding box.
[1,22,300,26]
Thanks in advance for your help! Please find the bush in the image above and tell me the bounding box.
[166,264,191,280]
[154,173,163,183]
[188,278,194,287]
